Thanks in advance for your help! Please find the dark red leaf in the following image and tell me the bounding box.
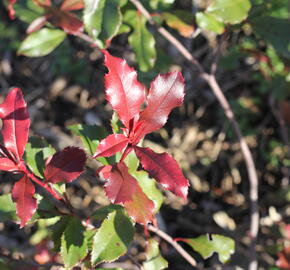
[277,247,290,269]
[45,7,83,35]
[103,50,146,128]
[44,146,86,183]
[134,146,189,199]
[100,162,137,204]
[12,175,37,227]
[0,157,17,171]
[27,16,48,34]
[0,88,30,163]
[124,184,154,225]
[60,0,84,11]
[136,72,185,139]
[93,134,129,158]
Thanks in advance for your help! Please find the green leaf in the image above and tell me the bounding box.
[61,216,88,269]
[162,10,195,37]
[143,239,168,270]
[91,207,134,265]
[0,194,17,222]
[52,216,71,252]
[178,234,235,263]
[131,170,163,213]
[110,112,122,134]
[84,0,122,46]
[207,0,251,24]
[18,28,66,57]
[25,136,56,178]
[68,124,114,164]
[251,17,290,59]
[124,10,156,71]
[0,261,10,270]
[196,12,225,34]
[91,204,124,221]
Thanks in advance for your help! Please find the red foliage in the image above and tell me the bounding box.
[277,247,290,270]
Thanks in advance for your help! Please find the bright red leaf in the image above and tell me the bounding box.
[44,146,86,183]
[60,0,84,11]
[12,175,37,227]
[0,88,30,163]
[8,0,17,19]
[0,157,17,171]
[134,146,188,199]
[124,184,154,225]
[136,71,185,139]
[103,50,146,128]
[94,134,128,158]
[102,162,137,204]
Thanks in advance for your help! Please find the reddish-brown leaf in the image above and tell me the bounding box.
[277,247,290,269]
[60,0,84,11]
[124,184,154,225]
[27,16,48,34]
[93,134,128,158]
[103,50,146,128]
[136,72,184,139]
[45,7,83,34]
[134,146,189,199]
[0,157,17,171]
[101,162,137,204]
[44,146,86,183]
[12,175,37,227]
[0,88,30,163]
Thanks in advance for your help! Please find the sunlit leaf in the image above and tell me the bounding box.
[0,194,17,222]
[143,239,168,270]
[196,12,225,34]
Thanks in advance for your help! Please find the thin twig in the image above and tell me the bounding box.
[129,1,259,269]
[147,224,197,268]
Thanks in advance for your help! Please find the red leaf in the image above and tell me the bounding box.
[124,184,154,225]
[0,88,30,163]
[60,0,84,11]
[277,247,290,269]
[12,175,37,227]
[0,157,17,171]
[93,134,129,158]
[134,146,189,199]
[46,7,83,34]
[44,147,86,183]
[101,162,137,204]
[103,50,146,128]
[136,72,185,139]
[8,0,17,19]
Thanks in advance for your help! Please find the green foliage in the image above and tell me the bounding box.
[196,12,225,34]
[61,216,88,268]
[143,239,168,270]
[0,194,17,222]
[179,234,235,263]
[91,206,134,265]
[18,28,66,57]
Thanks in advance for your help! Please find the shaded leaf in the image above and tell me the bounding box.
[143,239,168,270]
[91,207,134,265]
[94,134,128,158]
[134,146,188,199]
[125,10,156,71]
[251,17,290,59]
[207,0,251,24]
[177,234,235,263]
[124,182,155,225]
[12,175,37,227]
[100,162,137,204]
[18,28,66,57]
[44,146,86,184]
[51,215,71,252]
[196,12,225,34]
[136,71,185,138]
[103,50,146,129]
[0,88,30,162]
[0,194,17,222]
[84,0,122,45]
[24,136,56,178]
[91,204,124,221]
[61,216,88,268]
[162,10,195,37]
